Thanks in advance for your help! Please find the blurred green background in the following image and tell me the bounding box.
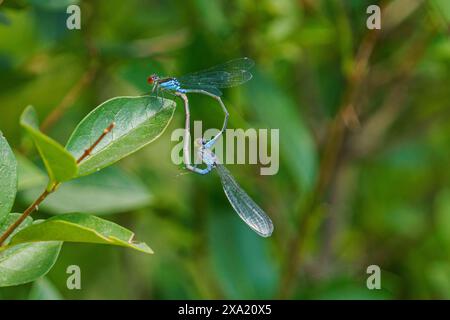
[0,0,449,299]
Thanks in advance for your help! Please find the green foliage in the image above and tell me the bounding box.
[0,241,62,287]
[246,73,317,191]
[0,0,449,300]
[27,0,79,11]
[0,213,62,287]
[0,213,33,244]
[28,278,62,300]
[0,131,17,223]
[0,87,170,288]
[20,106,78,187]
[431,0,450,23]
[16,152,47,191]
[208,211,278,299]
[21,166,152,215]
[9,213,152,254]
[66,96,176,177]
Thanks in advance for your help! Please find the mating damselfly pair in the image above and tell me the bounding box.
[147,58,274,237]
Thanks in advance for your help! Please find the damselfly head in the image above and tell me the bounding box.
[147,74,159,85]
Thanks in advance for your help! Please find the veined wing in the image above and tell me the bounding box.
[177,82,223,96]
[177,57,254,90]
[216,164,273,237]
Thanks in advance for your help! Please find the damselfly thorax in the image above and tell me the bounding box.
[147,75,186,93]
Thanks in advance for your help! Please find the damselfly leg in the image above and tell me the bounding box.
[183,89,229,145]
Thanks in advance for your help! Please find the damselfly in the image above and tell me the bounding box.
[147,57,254,144]
[189,137,274,237]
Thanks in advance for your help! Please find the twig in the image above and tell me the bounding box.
[76,122,115,164]
[278,1,433,297]
[40,65,97,133]
[352,29,431,158]
[40,2,100,133]
[0,189,50,246]
[0,122,115,246]
[277,25,382,299]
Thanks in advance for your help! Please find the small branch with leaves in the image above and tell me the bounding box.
[0,95,174,287]
[0,122,115,246]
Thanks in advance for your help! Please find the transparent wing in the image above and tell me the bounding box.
[216,164,273,237]
[177,57,254,91]
[178,83,223,96]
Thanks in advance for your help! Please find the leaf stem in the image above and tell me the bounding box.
[76,122,115,164]
[0,122,115,247]
[0,189,49,246]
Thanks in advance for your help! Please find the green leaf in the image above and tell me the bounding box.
[21,166,152,215]
[0,242,62,287]
[0,131,17,224]
[0,213,62,287]
[28,277,62,300]
[0,213,33,244]
[9,213,153,254]
[15,152,47,191]
[66,96,176,177]
[20,106,77,186]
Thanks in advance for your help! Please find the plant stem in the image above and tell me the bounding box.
[0,122,115,247]
[39,6,100,134]
[0,189,50,245]
[76,122,115,164]
[277,26,381,299]
[40,65,97,133]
